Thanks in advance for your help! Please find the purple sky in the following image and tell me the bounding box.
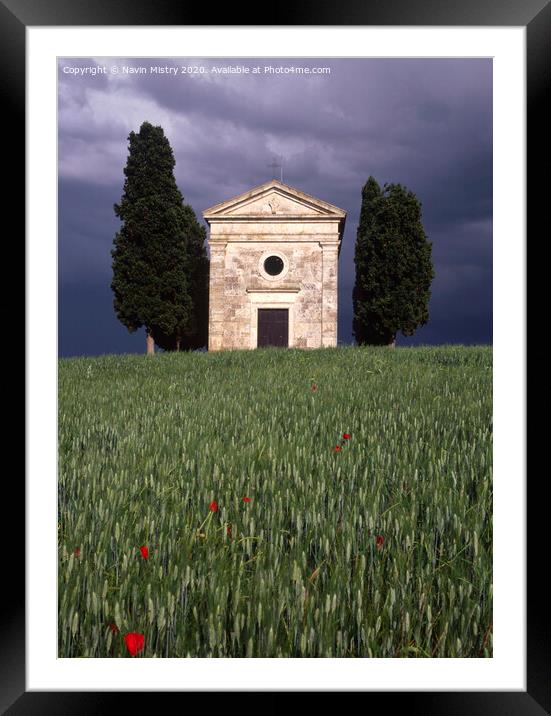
[58,57,492,356]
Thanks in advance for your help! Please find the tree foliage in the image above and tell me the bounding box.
[111,121,208,350]
[151,204,209,351]
[353,176,434,345]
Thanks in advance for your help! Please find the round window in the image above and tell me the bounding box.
[263,255,284,276]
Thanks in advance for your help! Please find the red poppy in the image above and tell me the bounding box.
[333,445,342,453]
[242,496,251,503]
[139,545,149,560]
[343,433,351,440]
[74,547,81,558]
[226,524,232,537]
[209,500,218,512]
[376,535,385,549]
[108,622,119,634]
[311,383,317,391]
[124,632,145,657]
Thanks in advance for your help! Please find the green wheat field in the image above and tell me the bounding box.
[58,345,492,658]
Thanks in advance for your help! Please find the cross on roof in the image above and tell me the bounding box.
[268,156,283,182]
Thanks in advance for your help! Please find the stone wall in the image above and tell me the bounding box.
[208,239,339,351]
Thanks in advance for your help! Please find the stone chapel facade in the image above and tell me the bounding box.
[203,179,346,351]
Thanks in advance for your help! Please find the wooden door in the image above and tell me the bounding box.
[257,308,289,347]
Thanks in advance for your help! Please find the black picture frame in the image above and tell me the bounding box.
[10,0,544,711]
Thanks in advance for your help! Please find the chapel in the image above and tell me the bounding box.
[203,179,346,350]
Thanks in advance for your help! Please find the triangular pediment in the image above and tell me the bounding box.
[203,180,346,220]
[226,192,323,217]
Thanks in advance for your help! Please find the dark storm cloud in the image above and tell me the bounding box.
[58,57,492,355]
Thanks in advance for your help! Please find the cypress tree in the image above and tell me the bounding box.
[111,121,208,352]
[353,177,434,346]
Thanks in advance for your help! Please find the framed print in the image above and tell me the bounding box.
[9,0,546,710]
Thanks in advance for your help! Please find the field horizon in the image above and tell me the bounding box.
[59,342,493,361]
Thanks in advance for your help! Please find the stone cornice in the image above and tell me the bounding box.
[209,237,337,243]
[205,216,343,224]
[246,286,301,293]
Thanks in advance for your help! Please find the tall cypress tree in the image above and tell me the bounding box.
[111,121,208,352]
[353,176,434,346]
